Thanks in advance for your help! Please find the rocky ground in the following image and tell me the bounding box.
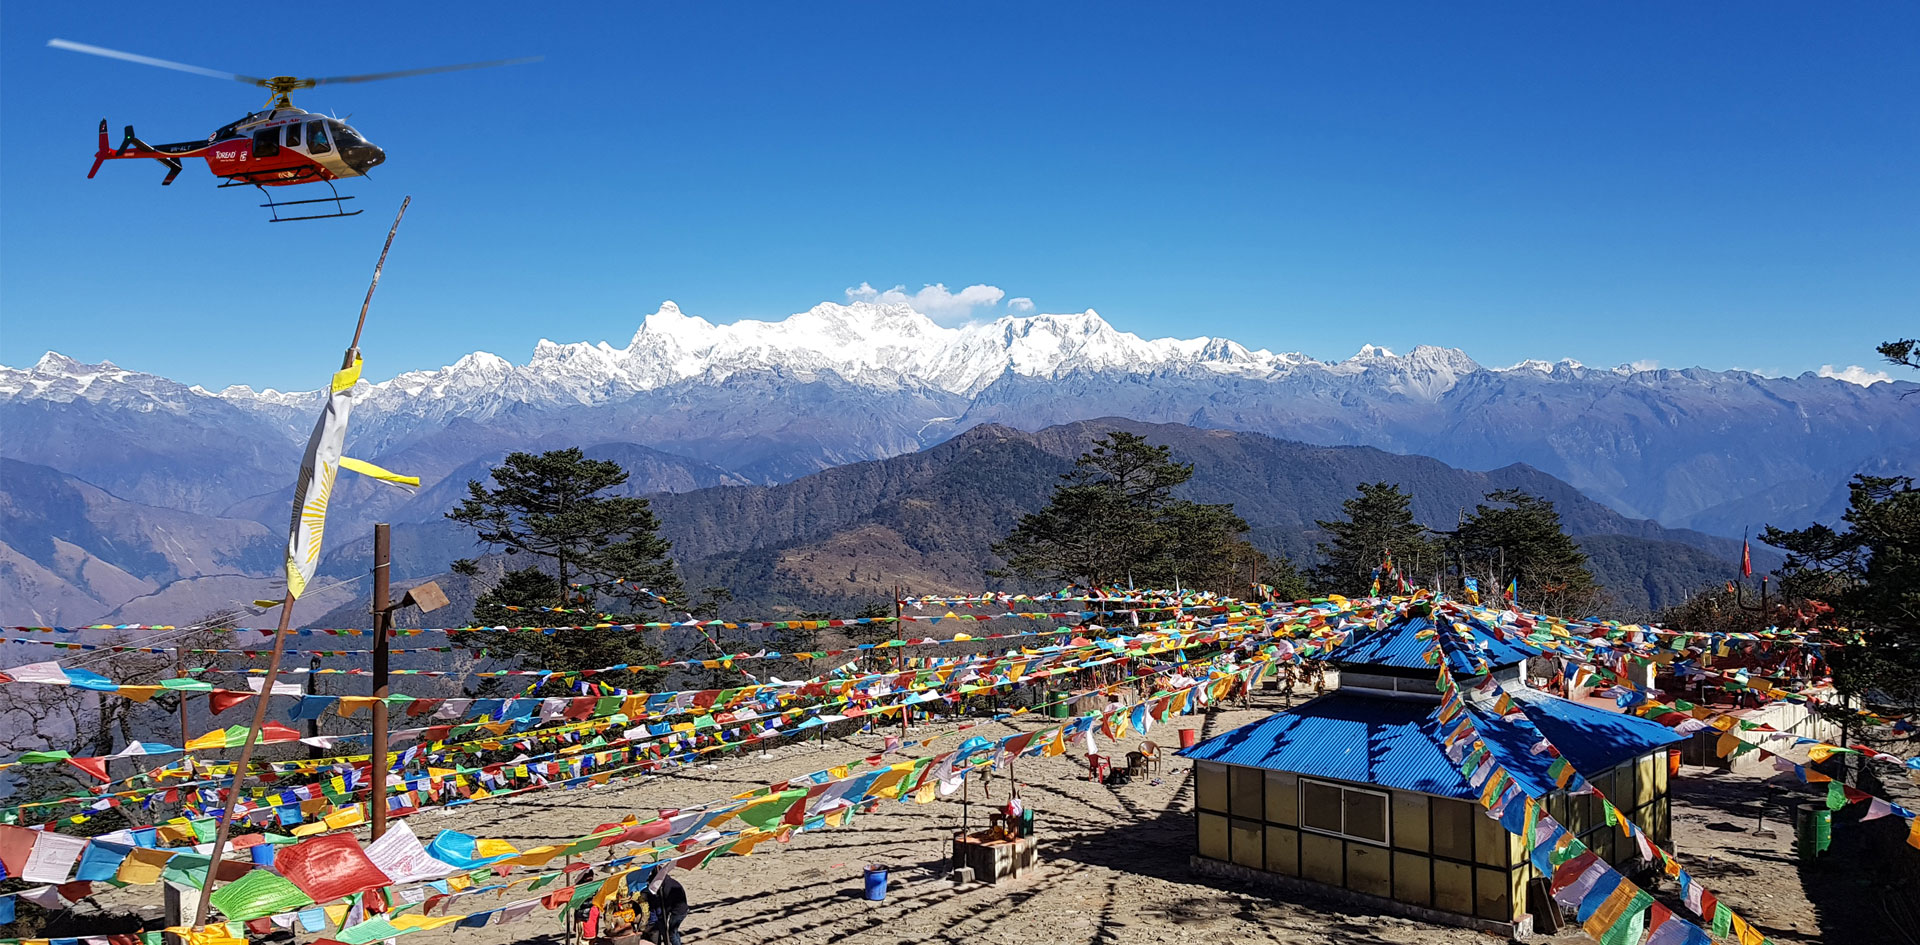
[81,687,1907,944]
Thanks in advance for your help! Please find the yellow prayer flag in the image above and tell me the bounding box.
[474,838,519,858]
[323,806,365,829]
[116,847,173,884]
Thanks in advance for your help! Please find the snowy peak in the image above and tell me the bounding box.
[5,297,1713,414]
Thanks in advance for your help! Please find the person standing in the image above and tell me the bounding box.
[645,863,689,945]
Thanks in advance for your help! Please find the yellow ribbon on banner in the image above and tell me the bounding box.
[339,456,420,488]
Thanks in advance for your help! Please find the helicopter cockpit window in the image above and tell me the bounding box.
[285,122,301,148]
[252,127,280,158]
[308,121,331,154]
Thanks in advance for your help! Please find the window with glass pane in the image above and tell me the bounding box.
[1301,781,1343,832]
[1344,790,1388,843]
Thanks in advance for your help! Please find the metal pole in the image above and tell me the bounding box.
[370,523,392,839]
[191,593,297,928]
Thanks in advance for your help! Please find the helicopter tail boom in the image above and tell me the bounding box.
[89,119,198,185]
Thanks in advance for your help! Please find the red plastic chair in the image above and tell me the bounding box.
[1087,753,1111,781]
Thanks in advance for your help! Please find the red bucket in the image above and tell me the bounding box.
[1178,728,1198,749]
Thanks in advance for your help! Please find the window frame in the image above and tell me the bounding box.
[308,120,332,154]
[1297,777,1392,847]
[252,126,281,158]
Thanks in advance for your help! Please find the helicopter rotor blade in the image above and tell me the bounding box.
[304,56,541,87]
[47,39,266,85]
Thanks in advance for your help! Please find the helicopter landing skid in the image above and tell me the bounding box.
[253,178,362,222]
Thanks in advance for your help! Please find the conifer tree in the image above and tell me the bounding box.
[1314,482,1432,595]
[993,431,1248,590]
[447,449,682,693]
[1455,489,1598,615]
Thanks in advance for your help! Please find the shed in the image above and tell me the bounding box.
[1181,611,1684,930]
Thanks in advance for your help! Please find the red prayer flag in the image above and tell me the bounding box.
[0,825,39,879]
[208,691,253,715]
[274,832,389,903]
[66,757,110,782]
[1742,541,1753,578]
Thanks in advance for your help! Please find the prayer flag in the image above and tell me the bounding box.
[22,833,89,884]
[208,869,312,921]
[283,358,416,599]
[275,834,389,904]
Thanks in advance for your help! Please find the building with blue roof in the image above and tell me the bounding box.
[1181,606,1683,931]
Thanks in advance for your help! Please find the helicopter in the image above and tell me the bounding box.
[50,39,537,222]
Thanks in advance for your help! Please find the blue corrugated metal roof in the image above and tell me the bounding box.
[1179,686,1682,797]
[1511,689,1687,773]
[1178,691,1488,798]
[1321,613,1538,673]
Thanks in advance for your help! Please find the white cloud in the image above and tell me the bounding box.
[1007,297,1036,314]
[844,282,1006,325]
[1627,359,1660,372]
[1818,364,1893,386]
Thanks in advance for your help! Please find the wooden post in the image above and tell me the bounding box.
[304,654,323,760]
[896,585,909,737]
[370,522,392,839]
[191,593,297,928]
[173,648,190,749]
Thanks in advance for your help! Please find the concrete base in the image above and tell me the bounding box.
[953,833,1037,885]
[1190,855,1536,941]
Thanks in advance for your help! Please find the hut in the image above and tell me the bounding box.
[1181,610,1685,934]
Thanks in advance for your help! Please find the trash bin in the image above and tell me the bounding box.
[1794,803,1831,860]
[248,843,276,869]
[1047,700,1070,719]
[1178,728,1199,749]
[863,865,889,901]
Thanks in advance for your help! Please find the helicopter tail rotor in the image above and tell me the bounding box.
[88,119,111,179]
[88,119,187,185]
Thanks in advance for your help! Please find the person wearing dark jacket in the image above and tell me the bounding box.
[644,863,689,945]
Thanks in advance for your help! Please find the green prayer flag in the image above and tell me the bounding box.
[737,789,808,830]
[190,818,217,843]
[17,750,74,764]
[1826,779,1847,811]
[1712,902,1734,937]
[334,918,400,945]
[161,853,213,890]
[1597,891,1654,945]
[566,883,597,909]
[209,867,314,920]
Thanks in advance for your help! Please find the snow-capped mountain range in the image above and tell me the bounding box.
[3,300,1596,415]
[2,297,1914,626]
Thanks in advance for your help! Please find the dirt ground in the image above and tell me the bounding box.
[87,687,1906,944]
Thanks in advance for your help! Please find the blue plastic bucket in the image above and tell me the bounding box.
[862,865,888,901]
[248,843,276,869]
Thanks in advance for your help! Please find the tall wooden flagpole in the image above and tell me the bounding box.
[192,197,411,930]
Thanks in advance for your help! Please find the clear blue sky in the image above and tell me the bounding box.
[2,3,1912,389]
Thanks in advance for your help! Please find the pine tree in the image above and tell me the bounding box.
[1764,474,1920,702]
[992,431,1247,589]
[447,448,676,602]
[447,449,682,693]
[1314,482,1432,595]
[1455,489,1598,616]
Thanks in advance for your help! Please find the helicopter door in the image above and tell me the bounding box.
[285,121,301,150]
[307,121,331,154]
[252,127,281,159]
